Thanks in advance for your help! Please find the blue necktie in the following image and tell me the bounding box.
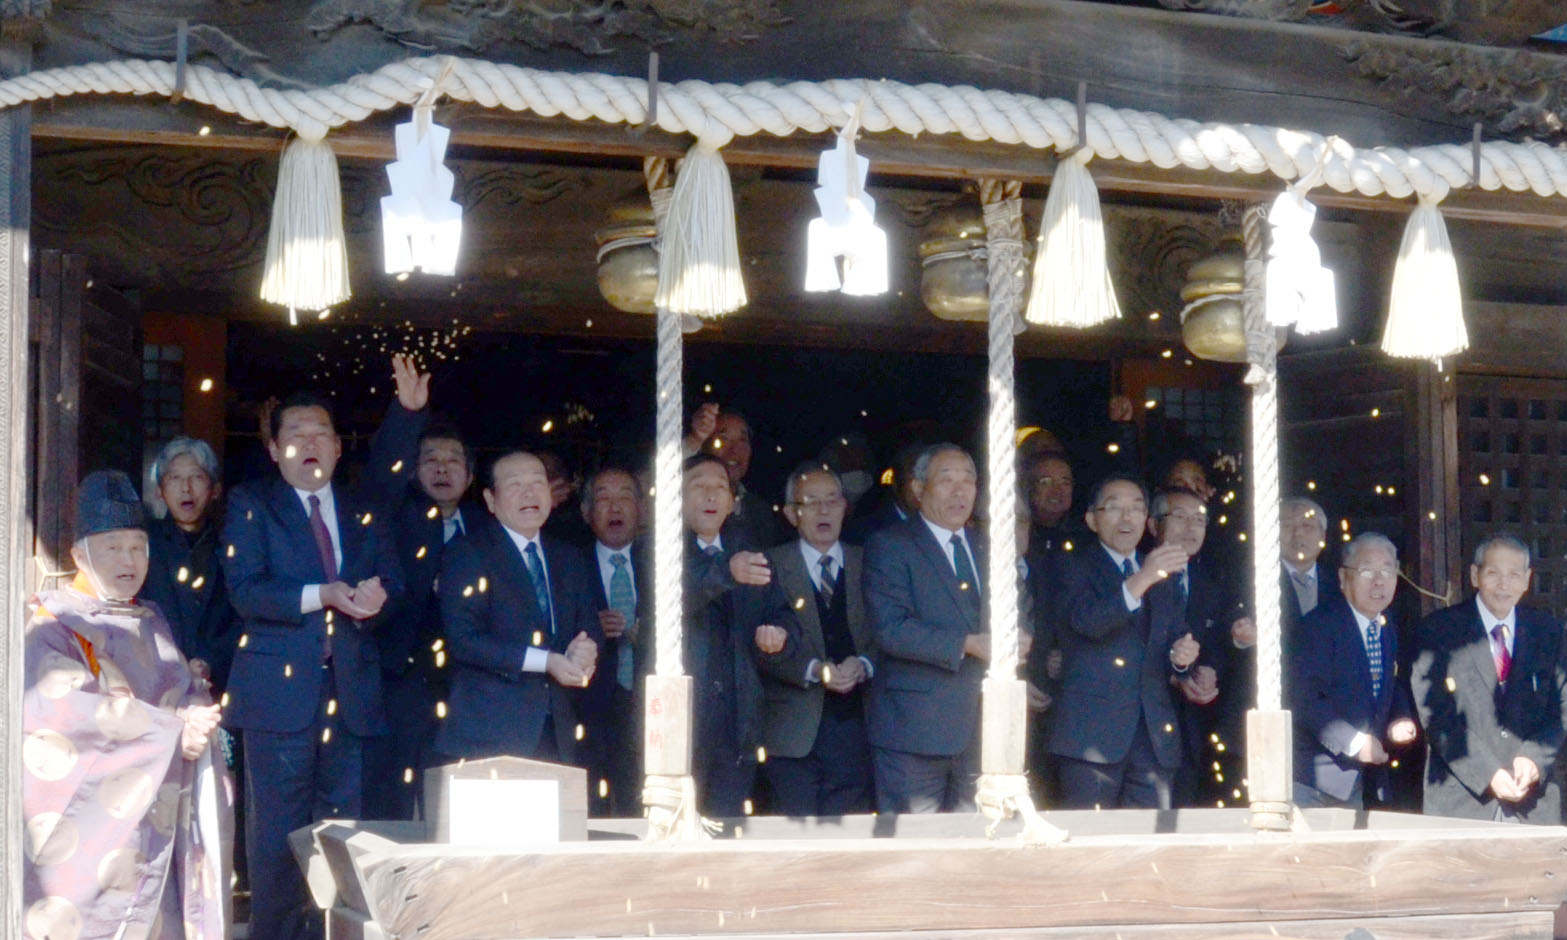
[608,552,636,690]
[1366,616,1384,699]
[1121,558,1134,579]
[524,542,553,636]
[951,534,979,599]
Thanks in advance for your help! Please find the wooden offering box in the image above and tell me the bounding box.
[305,808,1567,940]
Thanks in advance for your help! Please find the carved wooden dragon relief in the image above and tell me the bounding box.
[303,0,791,54]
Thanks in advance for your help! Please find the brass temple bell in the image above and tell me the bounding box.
[918,204,992,322]
[594,194,659,315]
[1179,237,1286,362]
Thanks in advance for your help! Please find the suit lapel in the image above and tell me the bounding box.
[911,520,971,617]
[1462,603,1502,698]
[845,545,869,653]
[777,543,826,659]
[334,488,366,579]
[269,477,331,581]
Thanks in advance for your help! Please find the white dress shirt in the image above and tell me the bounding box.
[922,516,979,596]
[1477,595,1517,662]
[442,507,466,544]
[1100,543,1142,612]
[296,483,343,614]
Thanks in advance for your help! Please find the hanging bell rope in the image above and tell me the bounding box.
[642,154,714,842]
[259,133,351,322]
[976,177,1068,847]
[1381,182,1468,365]
[654,139,748,318]
[1024,147,1121,328]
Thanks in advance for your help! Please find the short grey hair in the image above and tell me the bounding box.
[1473,533,1531,569]
[1152,487,1205,520]
[784,462,844,505]
[151,437,220,486]
[579,466,641,516]
[912,443,975,485]
[1281,496,1328,532]
[1342,531,1398,569]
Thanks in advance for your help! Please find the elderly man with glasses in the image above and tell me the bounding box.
[1290,531,1419,809]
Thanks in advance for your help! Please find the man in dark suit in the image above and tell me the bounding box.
[1281,496,1340,646]
[864,443,991,813]
[681,452,783,816]
[755,463,876,816]
[436,450,601,764]
[1412,534,1567,822]
[697,409,788,549]
[144,436,238,693]
[222,392,405,940]
[579,465,652,816]
[360,354,477,820]
[1047,475,1198,810]
[1290,532,1418,808]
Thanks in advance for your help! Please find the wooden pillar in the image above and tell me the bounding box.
[1408,363,1462,614]
[0,34,31,940]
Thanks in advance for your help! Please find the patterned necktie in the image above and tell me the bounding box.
[308,494,337,581]
[951,534,978,598]
[818,553,837,608]
[609,552,636,690]
[308,495,337,661]
[1292,569,1318,614]
[1366,615,1384,698]
[1492,623,1513,683]
[524,542,553,635]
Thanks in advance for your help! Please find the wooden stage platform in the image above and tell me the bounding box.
[297,809,1567,940]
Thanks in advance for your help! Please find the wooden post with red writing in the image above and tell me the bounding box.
[643,674,694,776]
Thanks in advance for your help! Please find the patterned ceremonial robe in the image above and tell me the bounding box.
[22,577,231,940]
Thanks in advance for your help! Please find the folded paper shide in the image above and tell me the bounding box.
[804,101,889,297]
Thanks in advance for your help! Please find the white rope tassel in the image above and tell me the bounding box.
[654,141,747,318]
[1382,189,1468,363]
[975,774,1068,845]
[643,774,719,841]
[259,135,351,316]
[1024,150,1121,328]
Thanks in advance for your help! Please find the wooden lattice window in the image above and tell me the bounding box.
[1457,376,1567,616]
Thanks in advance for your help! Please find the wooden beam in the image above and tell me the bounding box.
[320,813,1567,940]
[31,101,1567,231]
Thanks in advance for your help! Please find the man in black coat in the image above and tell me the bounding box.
[360,354,479,819]
[1412,534,1567,822]
[144,436,238,693]
[579,465,653,816]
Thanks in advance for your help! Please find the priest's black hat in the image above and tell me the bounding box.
[75,469,146,540]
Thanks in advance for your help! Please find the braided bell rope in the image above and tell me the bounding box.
[980,178,1024,681]
[5,56,1567,200]
[976,773,1069,845]
[1241,204,1284,716]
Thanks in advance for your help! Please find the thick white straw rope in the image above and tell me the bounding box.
[6,57,1567,203]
